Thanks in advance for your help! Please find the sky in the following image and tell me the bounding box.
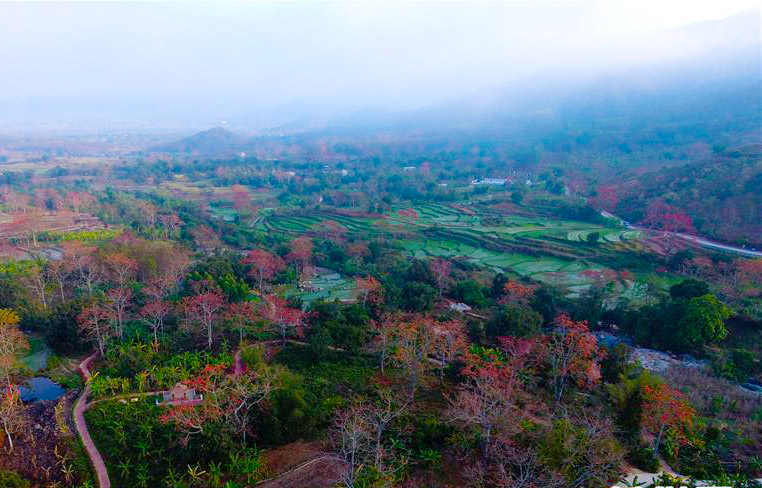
[0,0,758,129]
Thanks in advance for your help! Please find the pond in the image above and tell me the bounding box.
[19,377,65,402]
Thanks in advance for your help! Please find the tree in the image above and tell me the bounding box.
[20,263,49,309]
[77,301,113,355]
[161,362,279,445]
[641,382,695,454]
[103,252,138,287]
[389,316,436,400]
[230,184,249,210]
[501,281,534,305]
[355,276,382,307]
[0,310,27,389]
[46,260,70,303]
[0,385,26,453]
[159,213,182,239]
[182,292,225,349]
[261,295,305,346]
[225,366,278,443]
[429,259,452,298]
[244,250,283,291]
[677,294,731,349]
[447,339,533,458]
[286,237,313,279]
[225,301,258,344]
[105,287,133,340]
[62,241,102,296]
[669,279,710,301]
[544,314,603,402]
[332,403,373,488]
[365,388,409,471]
[486,304,543,338]
[148,244,192,298]
[431,319,467,382]
[190,225,222,254]
[140,300,172,350]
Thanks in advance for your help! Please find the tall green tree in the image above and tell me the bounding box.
[677,294,731,349]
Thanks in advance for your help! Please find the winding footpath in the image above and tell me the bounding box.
[74,352,111,488]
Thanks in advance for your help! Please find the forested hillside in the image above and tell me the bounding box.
[609,144,762,246]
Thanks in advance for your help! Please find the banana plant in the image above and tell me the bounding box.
[116,458,133,479]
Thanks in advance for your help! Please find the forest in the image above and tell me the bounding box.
[0,147,759,488]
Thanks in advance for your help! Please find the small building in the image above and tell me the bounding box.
[403,166,417,172]
[158,383,201,405]
[470,178,507,186]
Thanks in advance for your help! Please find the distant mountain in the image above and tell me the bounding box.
[150,127,248,155]
[292,7,761,163]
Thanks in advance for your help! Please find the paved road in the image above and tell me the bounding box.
[673,232,762,257]
[73,353,111,488]
[601,210,762,258]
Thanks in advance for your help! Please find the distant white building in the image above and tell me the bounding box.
[470,178,507,186]
[403,166,417,172]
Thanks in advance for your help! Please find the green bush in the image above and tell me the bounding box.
[0,470,30,488]
[486,304,543,338]
[628,444,659,472]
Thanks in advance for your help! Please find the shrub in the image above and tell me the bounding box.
[485,304,542,338]
[0,470,31,488]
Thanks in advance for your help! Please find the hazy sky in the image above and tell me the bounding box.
[0,0,758,127]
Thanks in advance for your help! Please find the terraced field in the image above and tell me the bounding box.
[566,229,642,243]
[284,270,358,306]
[259,202,651,297]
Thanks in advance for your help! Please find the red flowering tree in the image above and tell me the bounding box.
[286,237,313,278]
[244,250,284,291]
[261,295,305,346]
[160,362,278,444]
[447,341,533,458]
[641,383,695,454]
[103,252,138,287]
[596,185,619,210]
[502,281,534,305]
[355,276,382,307]
[641,201,696,234]
[181,292,226,349]
[544,314,603,402]
[230,184,249,210]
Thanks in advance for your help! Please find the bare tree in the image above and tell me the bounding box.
[0,386,27,453]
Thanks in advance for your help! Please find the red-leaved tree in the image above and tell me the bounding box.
[261,295,305,346]
[543,314,603,402]
[641,382,695,454]
[244,250,284,291]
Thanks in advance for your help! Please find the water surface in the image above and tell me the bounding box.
[19,377,65,402]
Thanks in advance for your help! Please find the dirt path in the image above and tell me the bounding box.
[73,352,111,488]
[234,348,245,376]
[256,455,344,488]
